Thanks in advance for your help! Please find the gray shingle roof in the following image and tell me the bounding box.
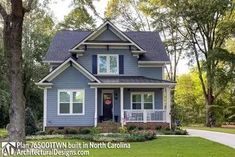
[96,76,175,83]
[44,31,169,62]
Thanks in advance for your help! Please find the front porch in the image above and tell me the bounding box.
[93,86,173,128]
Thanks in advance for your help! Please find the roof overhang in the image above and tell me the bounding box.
[37,57,101,88]
[138,61,170,67]
[88,82,176,88]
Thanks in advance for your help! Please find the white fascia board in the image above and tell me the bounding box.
[43,60,63,64]
[131,50,146,54]
[37,58,101,85]
[69,49,85,53]
[70,21,145,52]
[138,61,171,64]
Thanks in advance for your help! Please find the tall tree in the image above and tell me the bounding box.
[58,6,96,30]
[0,0,35,142]
[105,0,151,31]
[167,0,235,126]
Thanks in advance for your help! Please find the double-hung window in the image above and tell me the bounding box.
[131,92,154,110]
[98,54,119,74]
[58,90,85,115]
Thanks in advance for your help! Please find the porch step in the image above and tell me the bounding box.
[97,121,121,133]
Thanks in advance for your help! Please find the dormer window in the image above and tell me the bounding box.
[98,54,119,75]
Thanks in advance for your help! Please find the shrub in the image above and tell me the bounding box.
[155,126,162,130]
[53,130,64,134]
[35,131,46,135]
[25,107,38,135]
[79,128,91,134]
[174,129,188,135]
[64,128,78,134]
[137,126,144,130]
[127,125,137,131]
[118,126,128,134]
[130,130,156,140]
[90,127,101,135]
[47,129,55,135]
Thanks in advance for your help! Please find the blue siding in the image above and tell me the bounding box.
[46,66,95,127]
[77,49,163,79]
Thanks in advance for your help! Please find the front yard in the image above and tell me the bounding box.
[41,137,234,157]
[185,126,235,134]
[1,136,235,157]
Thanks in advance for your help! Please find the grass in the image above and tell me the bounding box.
[185,126,235,134]
[0,128,7,138]
[2,137,234,157]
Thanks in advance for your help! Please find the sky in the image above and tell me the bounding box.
[48,0,190,75]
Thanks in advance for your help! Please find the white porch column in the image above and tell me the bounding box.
[166,87,171,128]
[94,87,98,127]
[43,88,47,131]
[120,87,124,127]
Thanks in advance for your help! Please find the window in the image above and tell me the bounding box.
[58,90,85,115]
[98,54,119,74]
[131,92,154,110]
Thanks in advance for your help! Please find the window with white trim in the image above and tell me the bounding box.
[131,92,154,110]
[58,90,85,115]
[98,54,119,74]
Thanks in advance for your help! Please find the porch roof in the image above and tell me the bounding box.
[97,76,175,83]
[89,76,176,88]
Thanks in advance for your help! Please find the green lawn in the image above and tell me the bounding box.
[2,137,234,157]
[185,126,235,134]
[0,128,7,138]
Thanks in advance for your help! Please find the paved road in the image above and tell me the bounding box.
[187,129,235,148]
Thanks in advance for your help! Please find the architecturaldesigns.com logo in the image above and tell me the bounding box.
[1,142,17,156]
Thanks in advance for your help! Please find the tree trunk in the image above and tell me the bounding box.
[3,1,26,142]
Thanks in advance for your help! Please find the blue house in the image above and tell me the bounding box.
[37,21,175,131]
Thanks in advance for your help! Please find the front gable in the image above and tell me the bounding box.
[69,21,146,55]
[36,57,101,87]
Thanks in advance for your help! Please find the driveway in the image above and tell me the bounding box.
[187,129,235,148]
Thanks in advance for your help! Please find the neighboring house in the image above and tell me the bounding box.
[37,21,176,131]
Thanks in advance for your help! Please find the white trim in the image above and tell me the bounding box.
[43,88,47,131]
[35,83,53,86]
[131,50,146,54]
[130,92,154,110]
[97,54,119,75]
[57,89,85,116]
[70,21,145,52]
[166,87,171,127]
[94,88,98,127]
[120,87,124,127]
[43,60,63,64]
[101,90,114,121]
[37,57,101,85]
[138,64,165,68]
[138,61,171,64]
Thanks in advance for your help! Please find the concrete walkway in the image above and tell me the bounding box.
[187,129,235,148]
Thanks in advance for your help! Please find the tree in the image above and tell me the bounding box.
[105,0,151,31]
[167,0,235,126]
[0,0,35,142]
[175,70,205,125]
[22,5,54,121]
[58,6,96,30]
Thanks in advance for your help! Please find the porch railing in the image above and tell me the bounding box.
[124,110,166,123]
